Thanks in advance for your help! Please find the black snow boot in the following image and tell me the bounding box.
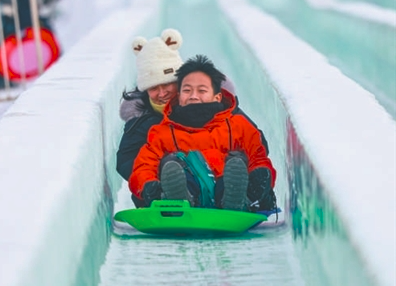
[222,153,249,211]
[247,167,277,211]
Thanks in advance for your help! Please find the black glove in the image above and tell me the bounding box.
[142,181,162,206]
[247,168,277,211]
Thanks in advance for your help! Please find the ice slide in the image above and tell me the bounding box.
[0,1,394,286]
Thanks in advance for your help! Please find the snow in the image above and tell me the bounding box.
[0,1,158,285]
[0,100,14,119]
[219,1,395,286]
[0,0,395,285]
[305,0,396,27]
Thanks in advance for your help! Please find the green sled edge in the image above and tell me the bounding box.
[114,200,267,236]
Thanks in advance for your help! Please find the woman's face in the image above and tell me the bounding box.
[147,82,178,105]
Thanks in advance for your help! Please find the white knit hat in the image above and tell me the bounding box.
[132,29,183,91]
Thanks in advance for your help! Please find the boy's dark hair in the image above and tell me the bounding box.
[175,54,226,94]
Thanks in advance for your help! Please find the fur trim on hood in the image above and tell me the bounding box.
[119,98,146,122]
[119,89,149,122]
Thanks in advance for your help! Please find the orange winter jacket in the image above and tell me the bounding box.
[129,89,276,198]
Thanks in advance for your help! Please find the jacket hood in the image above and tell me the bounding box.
[119,90,152,122]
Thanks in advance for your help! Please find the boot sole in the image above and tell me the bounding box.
[161,161,193,204]
[222,157,249,211]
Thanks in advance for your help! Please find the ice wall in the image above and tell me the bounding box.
[0,2,159,285]
[218,1,395,285]
[250,0,396,120]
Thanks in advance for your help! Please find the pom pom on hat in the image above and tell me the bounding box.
[132,28,183,91]
[161,29,182,50]
[132,36,147,55]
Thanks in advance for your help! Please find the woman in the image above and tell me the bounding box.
[116,29,182,207]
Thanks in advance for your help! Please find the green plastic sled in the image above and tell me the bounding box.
[114,200,267,236]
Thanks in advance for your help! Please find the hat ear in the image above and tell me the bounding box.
[161,29,182,51]
[132,36,147,55]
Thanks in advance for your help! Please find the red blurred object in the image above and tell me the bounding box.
[0,27,61,81]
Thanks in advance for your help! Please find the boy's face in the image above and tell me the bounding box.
[178,71,222,107]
